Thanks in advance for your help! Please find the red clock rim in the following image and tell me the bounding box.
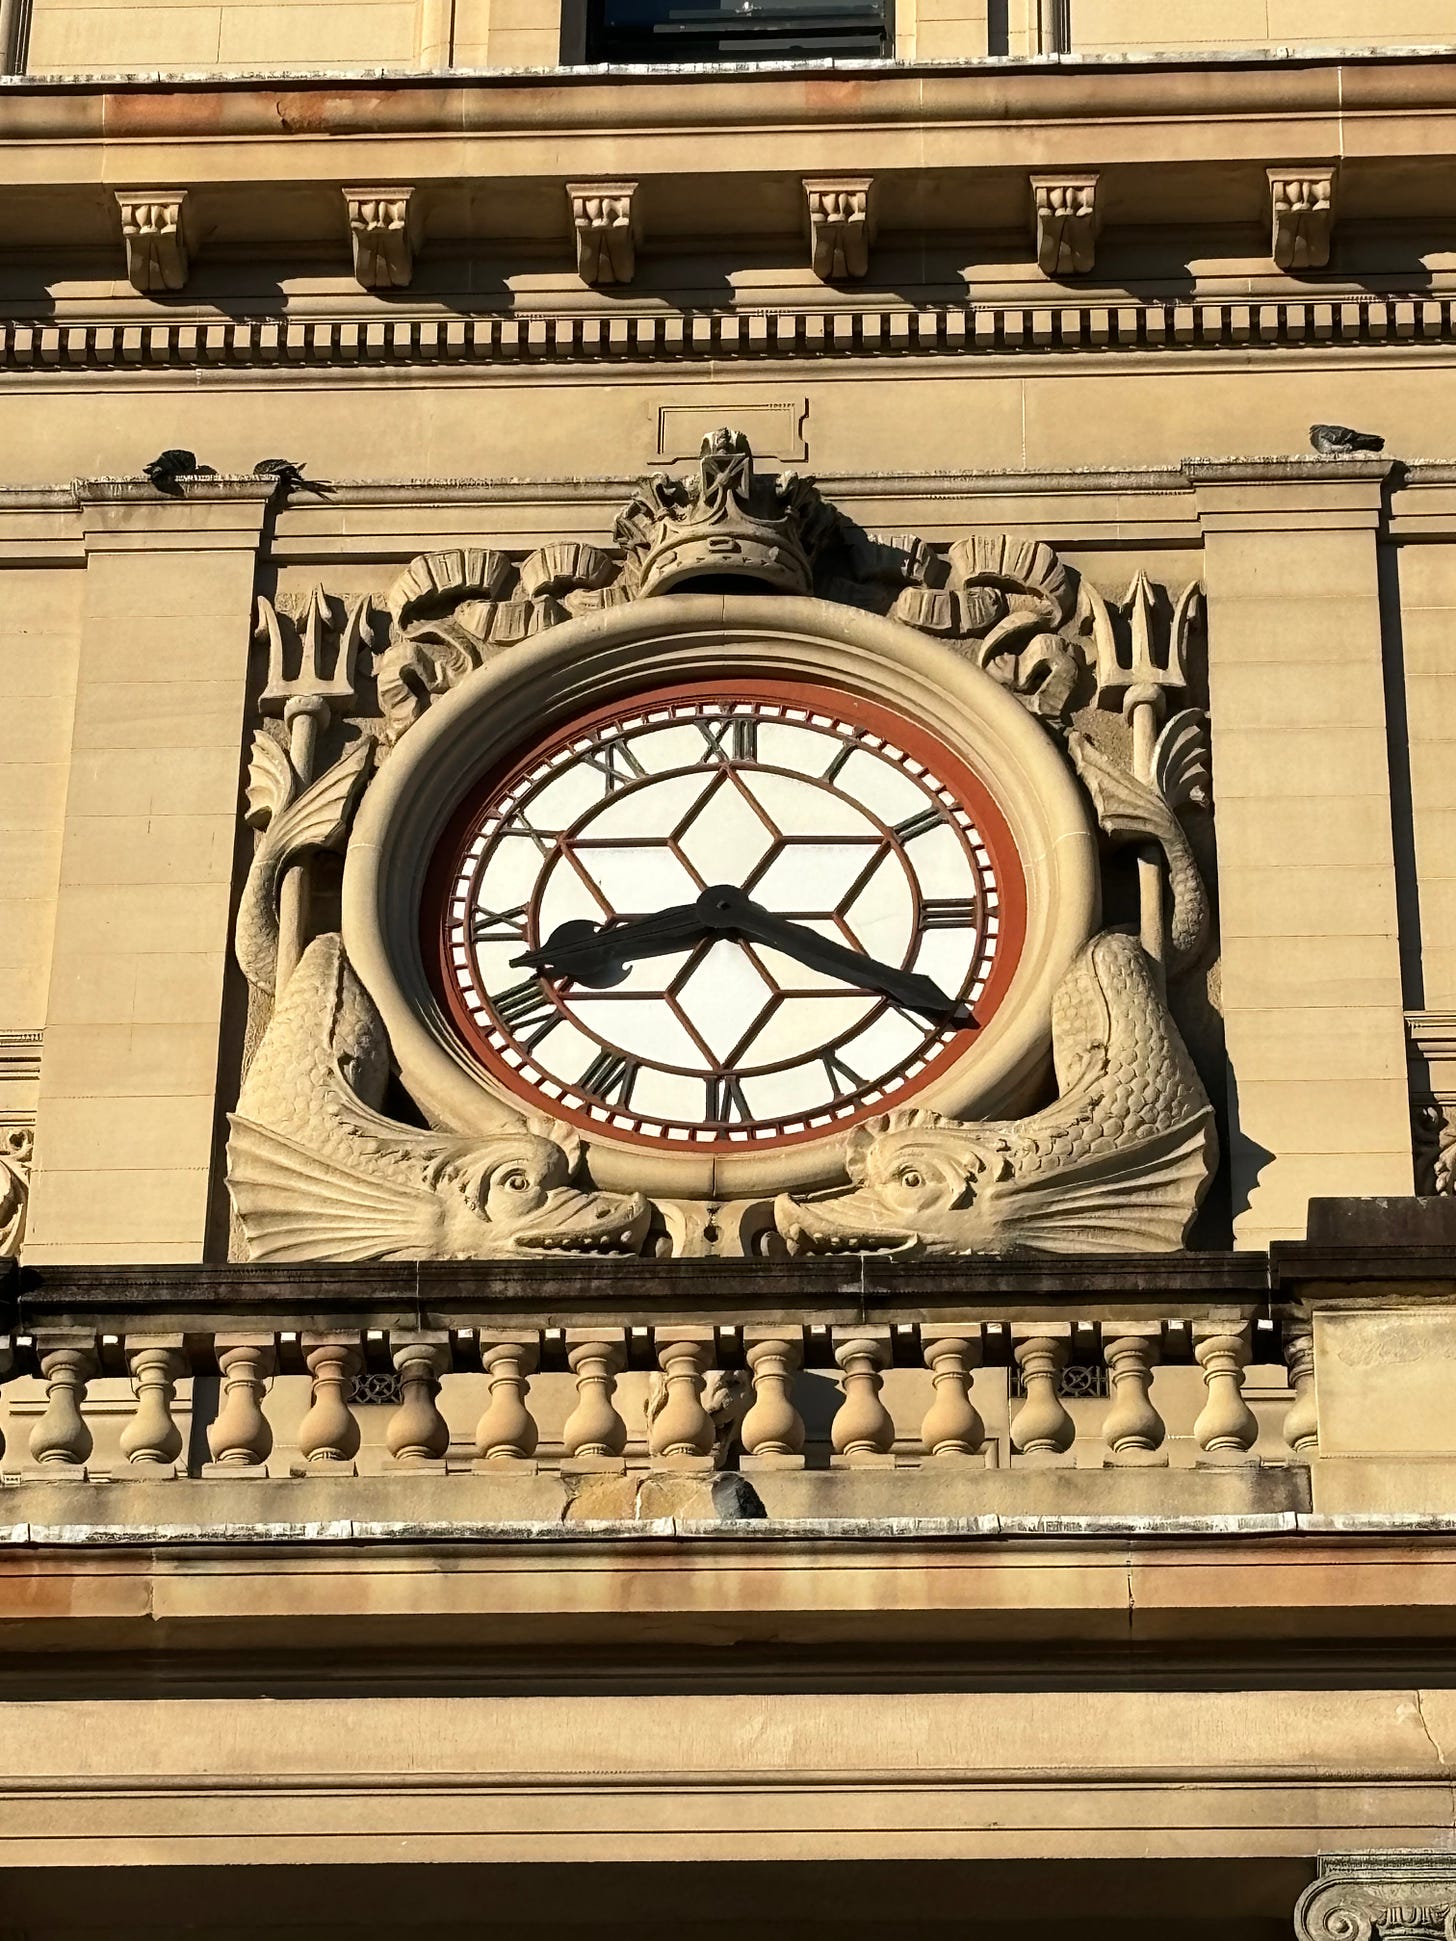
[421,676,1029,1152]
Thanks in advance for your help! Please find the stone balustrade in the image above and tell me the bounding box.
[0,1308,1314,1485]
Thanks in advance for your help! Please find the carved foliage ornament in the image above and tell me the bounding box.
[226,428,1216,1263]
[374,430,1189,744]
[0,1125,32,1259]
[1413,1097,1456,1195]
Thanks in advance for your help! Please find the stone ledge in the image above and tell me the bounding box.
[14,1509,1441,1546]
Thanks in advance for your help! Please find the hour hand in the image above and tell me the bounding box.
[511,901,706,987]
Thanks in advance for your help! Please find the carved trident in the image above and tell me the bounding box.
[1087,573,1204,979]
[255,587,369,988]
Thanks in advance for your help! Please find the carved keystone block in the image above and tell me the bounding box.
[1268,165,1336,271]
[804,177,876,282]
[115,191,190,294]
[344,187,419,290]
[1031,173,1100,276]
[566,181,639,286]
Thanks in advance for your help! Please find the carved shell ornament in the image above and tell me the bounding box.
[225,429,1216,1263]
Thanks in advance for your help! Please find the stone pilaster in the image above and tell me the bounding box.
[1186,457,1413,1246]
[24,477,273,1263]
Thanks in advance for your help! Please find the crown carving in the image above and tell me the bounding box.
[615,428,831,599]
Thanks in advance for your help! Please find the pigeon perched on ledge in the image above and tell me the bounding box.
[1310,423,1386,455]
[141,448,202,489]
[254,457,327,496]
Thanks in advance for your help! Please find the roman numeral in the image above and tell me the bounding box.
[893,806,944,844]
[579,1049,639,1108]
[583,738,647,791]
[821,1049,866,1100]
[731,717,759,761]
[921,897,978,929]
[694,716,760,764]
[490,979,559,1049]
[504,819,561,858]
[696,718,734,763]
[704,1072,753,1125]
[471,902,529,943]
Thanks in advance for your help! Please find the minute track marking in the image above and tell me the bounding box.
[510,884,973,1026]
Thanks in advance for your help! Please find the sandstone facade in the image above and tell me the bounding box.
[5,13,1456,1938]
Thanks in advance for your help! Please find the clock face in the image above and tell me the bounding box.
[428,680,1025,1151]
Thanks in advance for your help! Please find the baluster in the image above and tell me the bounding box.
[206,1338,275,1472]
[831,1329,894,1464]
[1011,1327,1075,1462]
[920,1331,985,1458]
[562,1333,628,1464]
[28,1340,97,1474]
[386,1338,450,1467]
[741,1331,805,1465]
[649,1329,715,1464]
[119,1339,186,1474]
[1100,1325,1166,1465]
[298,1336,362,1471]
[474,1333,540,1465]
[1193,1322,1258,1461]
[1281,1322,1319,1458]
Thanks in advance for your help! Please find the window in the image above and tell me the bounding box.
[584,0,892,65]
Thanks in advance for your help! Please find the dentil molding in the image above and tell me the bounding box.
[5,290,1455,377]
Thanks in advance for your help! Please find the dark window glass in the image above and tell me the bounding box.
[585,0,891,64]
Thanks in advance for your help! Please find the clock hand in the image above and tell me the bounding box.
[703,887,972,1025]
[514,885,972,1024]
[510,898,709,987]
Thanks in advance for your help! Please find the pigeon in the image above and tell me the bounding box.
[254,457,326,496]
[141,448,200,489]
[1310,423,1385,456]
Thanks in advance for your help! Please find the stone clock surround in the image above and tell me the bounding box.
[343,594,1101,1199]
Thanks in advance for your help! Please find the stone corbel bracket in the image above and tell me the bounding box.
[1268,164,1336,271]
[1031,172,1101,276]
[344,186,420,290]
[804,177,876,281]
[566,180,640,286]
[115,190,190,293]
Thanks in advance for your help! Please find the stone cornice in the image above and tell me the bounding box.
[2,44,1455,122]
[1,53,1456,260]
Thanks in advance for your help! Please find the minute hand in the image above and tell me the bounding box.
[722,891,970,1024]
